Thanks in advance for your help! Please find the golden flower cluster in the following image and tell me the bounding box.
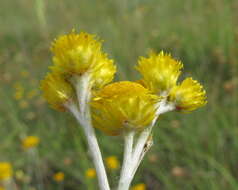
[41,30,207,136]
[41,31,116,111]
[137,51,207,112]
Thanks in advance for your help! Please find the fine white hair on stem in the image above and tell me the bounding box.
[118,130,135,190]
[117,98,175,190]
[66,73,110,190]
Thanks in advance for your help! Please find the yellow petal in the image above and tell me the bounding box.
[168,77,207,112]
[40,72,74,111]
[136,51,183,95]
[91,81,159,136]
[50,31,116,89]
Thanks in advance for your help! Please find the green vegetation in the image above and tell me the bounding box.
[0,0,237,189]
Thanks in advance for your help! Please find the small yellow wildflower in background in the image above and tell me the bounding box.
[0,162,13,180]
[0,186,5,190]
[85,168,96,179]
[131,183,146,190]
[137,51,183,95]
[53,172,65,182]
[105,156,119,170]
[91,81,159,135]
[22,136,40,149]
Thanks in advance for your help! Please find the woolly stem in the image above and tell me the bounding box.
[117,99,175,190]
[67,74,110,190]
[118,131,135,190]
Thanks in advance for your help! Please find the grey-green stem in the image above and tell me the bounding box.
[118,131,135,190]
[117,99,175,190]
[67,73,110,190]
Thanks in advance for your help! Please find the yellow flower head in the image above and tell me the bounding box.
[0,162,13,180]
[53,172,65,182]
[91,81,159,136]
[105,156,119,170]
[131,183,146,190]
[168,77,207,112]
[0,186,5,190]
[40,72,74,111]
[22,136,40,149]
[136,51,183,95]
[85,168,96,179]
[50,31,116,89]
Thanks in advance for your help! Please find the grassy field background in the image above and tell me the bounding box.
[0,0,238,189]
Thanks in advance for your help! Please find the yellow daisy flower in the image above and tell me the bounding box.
[85,168,96,179]
[40,72,74,111]
[0,162,13,180]
[168,77,207,112]
[136,51,183,95]
[131,183,146,190]
[91,81,159,136]
[53,172,65,182]
[105,156,120,170]
[50,31,116,89]
[22,136,40,149]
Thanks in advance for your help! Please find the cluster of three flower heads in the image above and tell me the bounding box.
[41,31,207,136]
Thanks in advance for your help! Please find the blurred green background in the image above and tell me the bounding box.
[0,0,237,189]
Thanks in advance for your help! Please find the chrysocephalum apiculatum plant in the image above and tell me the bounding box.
[40,30,207,190]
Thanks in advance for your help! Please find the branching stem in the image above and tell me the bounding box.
[67,74,110,190]
[117,98,175,190]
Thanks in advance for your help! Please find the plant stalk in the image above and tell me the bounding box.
[68,74,110,190]
[118,131,135,190]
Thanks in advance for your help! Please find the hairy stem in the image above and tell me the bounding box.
[118,131,135,190]
[117,99,175,189]
[68,74,110,190]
